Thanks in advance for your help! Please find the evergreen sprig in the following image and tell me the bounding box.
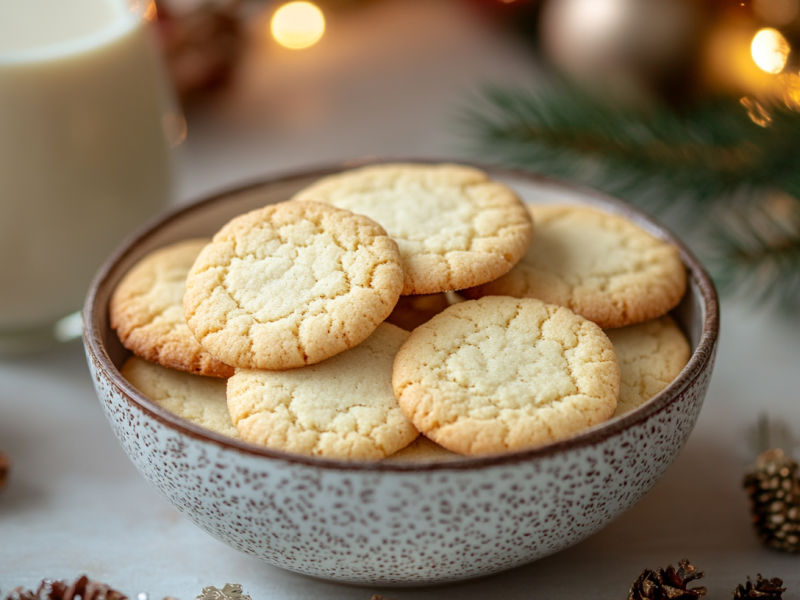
[709,198,800,309]
[459,83,800,307]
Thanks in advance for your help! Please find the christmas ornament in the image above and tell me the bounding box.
[744,449,800,553]
[4,576,126,600]
[524,0,800,106]
[195,584,250,600]
[627,559,706,600]
[538,0,704,106]
[733,574,786,599]
[155,0,245,100]
[0,452,8,491]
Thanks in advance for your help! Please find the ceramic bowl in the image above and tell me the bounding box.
[83,161,719,585]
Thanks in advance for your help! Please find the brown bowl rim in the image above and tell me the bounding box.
[83,158,720,472]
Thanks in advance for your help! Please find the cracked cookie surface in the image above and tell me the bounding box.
[606,315,690,417]
[462,205,686,329]
[121,356,238,438]
[110,239,234,378]
[290,164,534,295]
[393,296,620,455]
[227,323,418,460]
[184,200,404,370]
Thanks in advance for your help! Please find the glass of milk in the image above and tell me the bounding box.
[0,0,174,353]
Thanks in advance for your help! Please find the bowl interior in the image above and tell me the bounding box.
[86,163,718,467]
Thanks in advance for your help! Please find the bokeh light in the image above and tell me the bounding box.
[271,2,325,50]
[740,96,772,127]
[751,28,790,74]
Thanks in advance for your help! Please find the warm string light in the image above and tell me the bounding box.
[271,1,325,50]
[741,96,772,126]
[751,28,790,74]
[771,72,800,110]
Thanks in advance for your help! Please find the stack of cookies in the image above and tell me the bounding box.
[111,163,690,462]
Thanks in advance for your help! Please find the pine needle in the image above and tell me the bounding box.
[709,196,800,310]
[458,83,800,306]
[459,84,800,215]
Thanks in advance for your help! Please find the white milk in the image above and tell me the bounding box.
[0,0,172,343]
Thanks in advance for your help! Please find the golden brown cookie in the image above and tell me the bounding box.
[290,164,534,295]
[606,315,691,417]
[121,356,237,438]
[393,296,620,455]
[227,323,418,460]
[110,239,234,378]
[184,200,404,370]
[462,205,686,329]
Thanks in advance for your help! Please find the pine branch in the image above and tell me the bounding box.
[709,197,800,310]
[458,83,800,306]
[459,84,800,215]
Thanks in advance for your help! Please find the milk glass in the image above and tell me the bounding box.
[0,0,173,352]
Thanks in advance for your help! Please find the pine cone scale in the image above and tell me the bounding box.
[628,560,706,600]
[4,576,126,600]
[733,574,786,599]
[744,449,800,553]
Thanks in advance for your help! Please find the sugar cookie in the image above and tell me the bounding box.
[227,323,418,460]
[606,315,691,417]
[393,296,620,455]
[110,239,234,378]
[462,205,686,329]
[121,356,237,438]
[184,200,404,370]
[290,164,534,295]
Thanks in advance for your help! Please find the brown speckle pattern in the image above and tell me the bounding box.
[86,345,713,584]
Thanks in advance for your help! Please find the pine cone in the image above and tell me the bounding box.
[4,575,126,600]
[733,574,786,599]
[155,0,244,99]
[0,452,8,491]
[744,449,800,553]
[628,559,706,600]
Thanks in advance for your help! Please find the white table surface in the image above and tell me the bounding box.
[3,1,800,596]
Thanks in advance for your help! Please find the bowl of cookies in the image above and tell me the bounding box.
[83,161,719,585]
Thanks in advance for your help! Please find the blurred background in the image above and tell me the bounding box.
[165,0,800,311]
[2,0,800,594]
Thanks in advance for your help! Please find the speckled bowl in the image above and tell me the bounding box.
[83,161,719,585]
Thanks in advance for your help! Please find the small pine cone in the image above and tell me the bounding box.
[155,0,244,99]
[733,574,786,599]
[628,559,706,600]
[744,449,800,553]
[4,576,126,600]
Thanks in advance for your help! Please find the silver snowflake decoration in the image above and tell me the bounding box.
[196,584,250,600]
